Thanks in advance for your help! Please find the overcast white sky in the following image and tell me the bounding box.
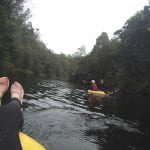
[27,0,148,54]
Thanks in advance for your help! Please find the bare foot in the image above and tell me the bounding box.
[11,82,24,104]
[0,77,9,99]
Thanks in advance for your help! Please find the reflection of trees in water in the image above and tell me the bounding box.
[85,126,149,150]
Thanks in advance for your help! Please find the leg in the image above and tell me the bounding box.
[0,99,23,150]
[0,77,9,105]
[0,80,24,150]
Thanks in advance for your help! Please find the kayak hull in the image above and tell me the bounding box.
[88,90,106,98]
[19,132,46,150]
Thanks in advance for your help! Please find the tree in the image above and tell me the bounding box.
[113,6,150,93]
[73,45,86,57]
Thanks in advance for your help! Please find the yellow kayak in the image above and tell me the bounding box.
[19,132,46,150]
[88,90,106,97]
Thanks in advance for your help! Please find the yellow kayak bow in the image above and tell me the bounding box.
[19,132,46,150]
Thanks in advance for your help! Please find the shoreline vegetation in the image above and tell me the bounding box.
[0,1,150,96]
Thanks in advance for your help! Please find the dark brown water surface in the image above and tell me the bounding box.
[22,80,149,150]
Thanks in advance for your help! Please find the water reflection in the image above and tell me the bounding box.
[22,80,148,150]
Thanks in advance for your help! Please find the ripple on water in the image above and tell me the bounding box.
[23,80,143,150]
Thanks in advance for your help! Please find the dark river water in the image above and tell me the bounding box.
[22,80,149,150]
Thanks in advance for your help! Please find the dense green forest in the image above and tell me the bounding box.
[0,0,150,94]
[73,6,150,94]
[0,0,78,81]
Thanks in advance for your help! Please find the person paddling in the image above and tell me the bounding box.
[90,80,98,91]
